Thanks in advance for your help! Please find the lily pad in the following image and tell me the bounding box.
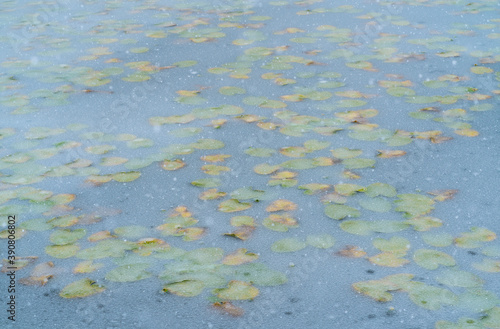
[218,199,252,212]
[164,280,205,297]
[49,229,86,245]
[105,264,151,282]
[306,234,335,249]
[213,280,259,300]
[271,238,307,252]
[413,249,456,270]
[324,204,360,220]
[358,197,392,212]
[60,278,105,298]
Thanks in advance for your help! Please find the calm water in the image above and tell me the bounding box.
[0,0,499,328]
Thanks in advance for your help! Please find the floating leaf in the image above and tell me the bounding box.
[377,150,406,158]
[60,278,105,298]
[369,252,409,267]
[336,245,366,258]
[299,183,330,195]
[245,147,275,157]
[161,159,185,171]
[212,302,244,317]
[436,269,483,288]
[201,154,231,163]
[334,184,365,196]
[365,183,396,198]
[214,280,259,300]
[306,234,335,249]
[266,199,297,212]
[199,189,226,200]
[373,237,410,254]
[271,238,306,252]
[105,264,151,282]
[191,178,221,188]
[230,187,266,201]
[281,158,316,170]
[100,157,128,166]
[340,220,408,236]
[358,197,391,212]
[112,171,141,182]
[218,199,251,213]
[324,204,360,220]
[127,138,154,149]
[49,229,86,245]
[353,274,414,302]
[45,244,80,258]
[473,259,500,273]
[406,282,458,310]
[342,158,375,169]
[455,227,497,248]
[263,214,298,232]
[73,261,104,274]
[404,215,442,231]
[413,249,455,270]
[219,86,246,96]
[1,256,37,272]
[114,225,148,238]
[85,144,116,155]
[183,248,224,264]
[470,66,493,74]
[222,248,259,265]
[163,280,205,297]
[456,289,499,313]
[394,194,435,217]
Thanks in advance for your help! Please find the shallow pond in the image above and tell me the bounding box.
[0,0,499,328]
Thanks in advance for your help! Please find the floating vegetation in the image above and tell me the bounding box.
[0,0,498,327]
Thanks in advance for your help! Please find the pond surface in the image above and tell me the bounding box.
[0,0,499,328]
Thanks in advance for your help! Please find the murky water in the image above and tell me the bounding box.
[0,0,499,328]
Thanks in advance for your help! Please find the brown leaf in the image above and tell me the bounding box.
[377,150,406,158]
[213,302,245,317]
[224,225,255,241]
[427,189,458,202]
[19,262,58,286]
[1,256,37,272]
[335,245,367,258]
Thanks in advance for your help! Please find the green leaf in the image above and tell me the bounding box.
[324,204,360,220]
[342,158,376,169]
[46,244,80,258]
[164,280,205,297]
[213,280,259,300]
[456,289,499,313]
[280,158,317,170]
[436,269,484,288]
[60,278,105,298]
[245,147,275,157]
[230,187,266,201]
[406,282,458,310]
[105,264,151,282]
[49,229,86,245]
[114,225,148,238]
[394,194,435,217]
[112,171,141,182]
[413,249,455,270]
[191,139,225,150]
[306,234,335,249]
[218,199,252,212]
[271,238,307,252]
[183,248,224,264]
[358,197,391,212]
[173,60,198,68]
[191,178,221,188]
[219,86,246,95]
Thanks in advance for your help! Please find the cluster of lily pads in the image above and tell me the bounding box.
[1,0,499,325]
